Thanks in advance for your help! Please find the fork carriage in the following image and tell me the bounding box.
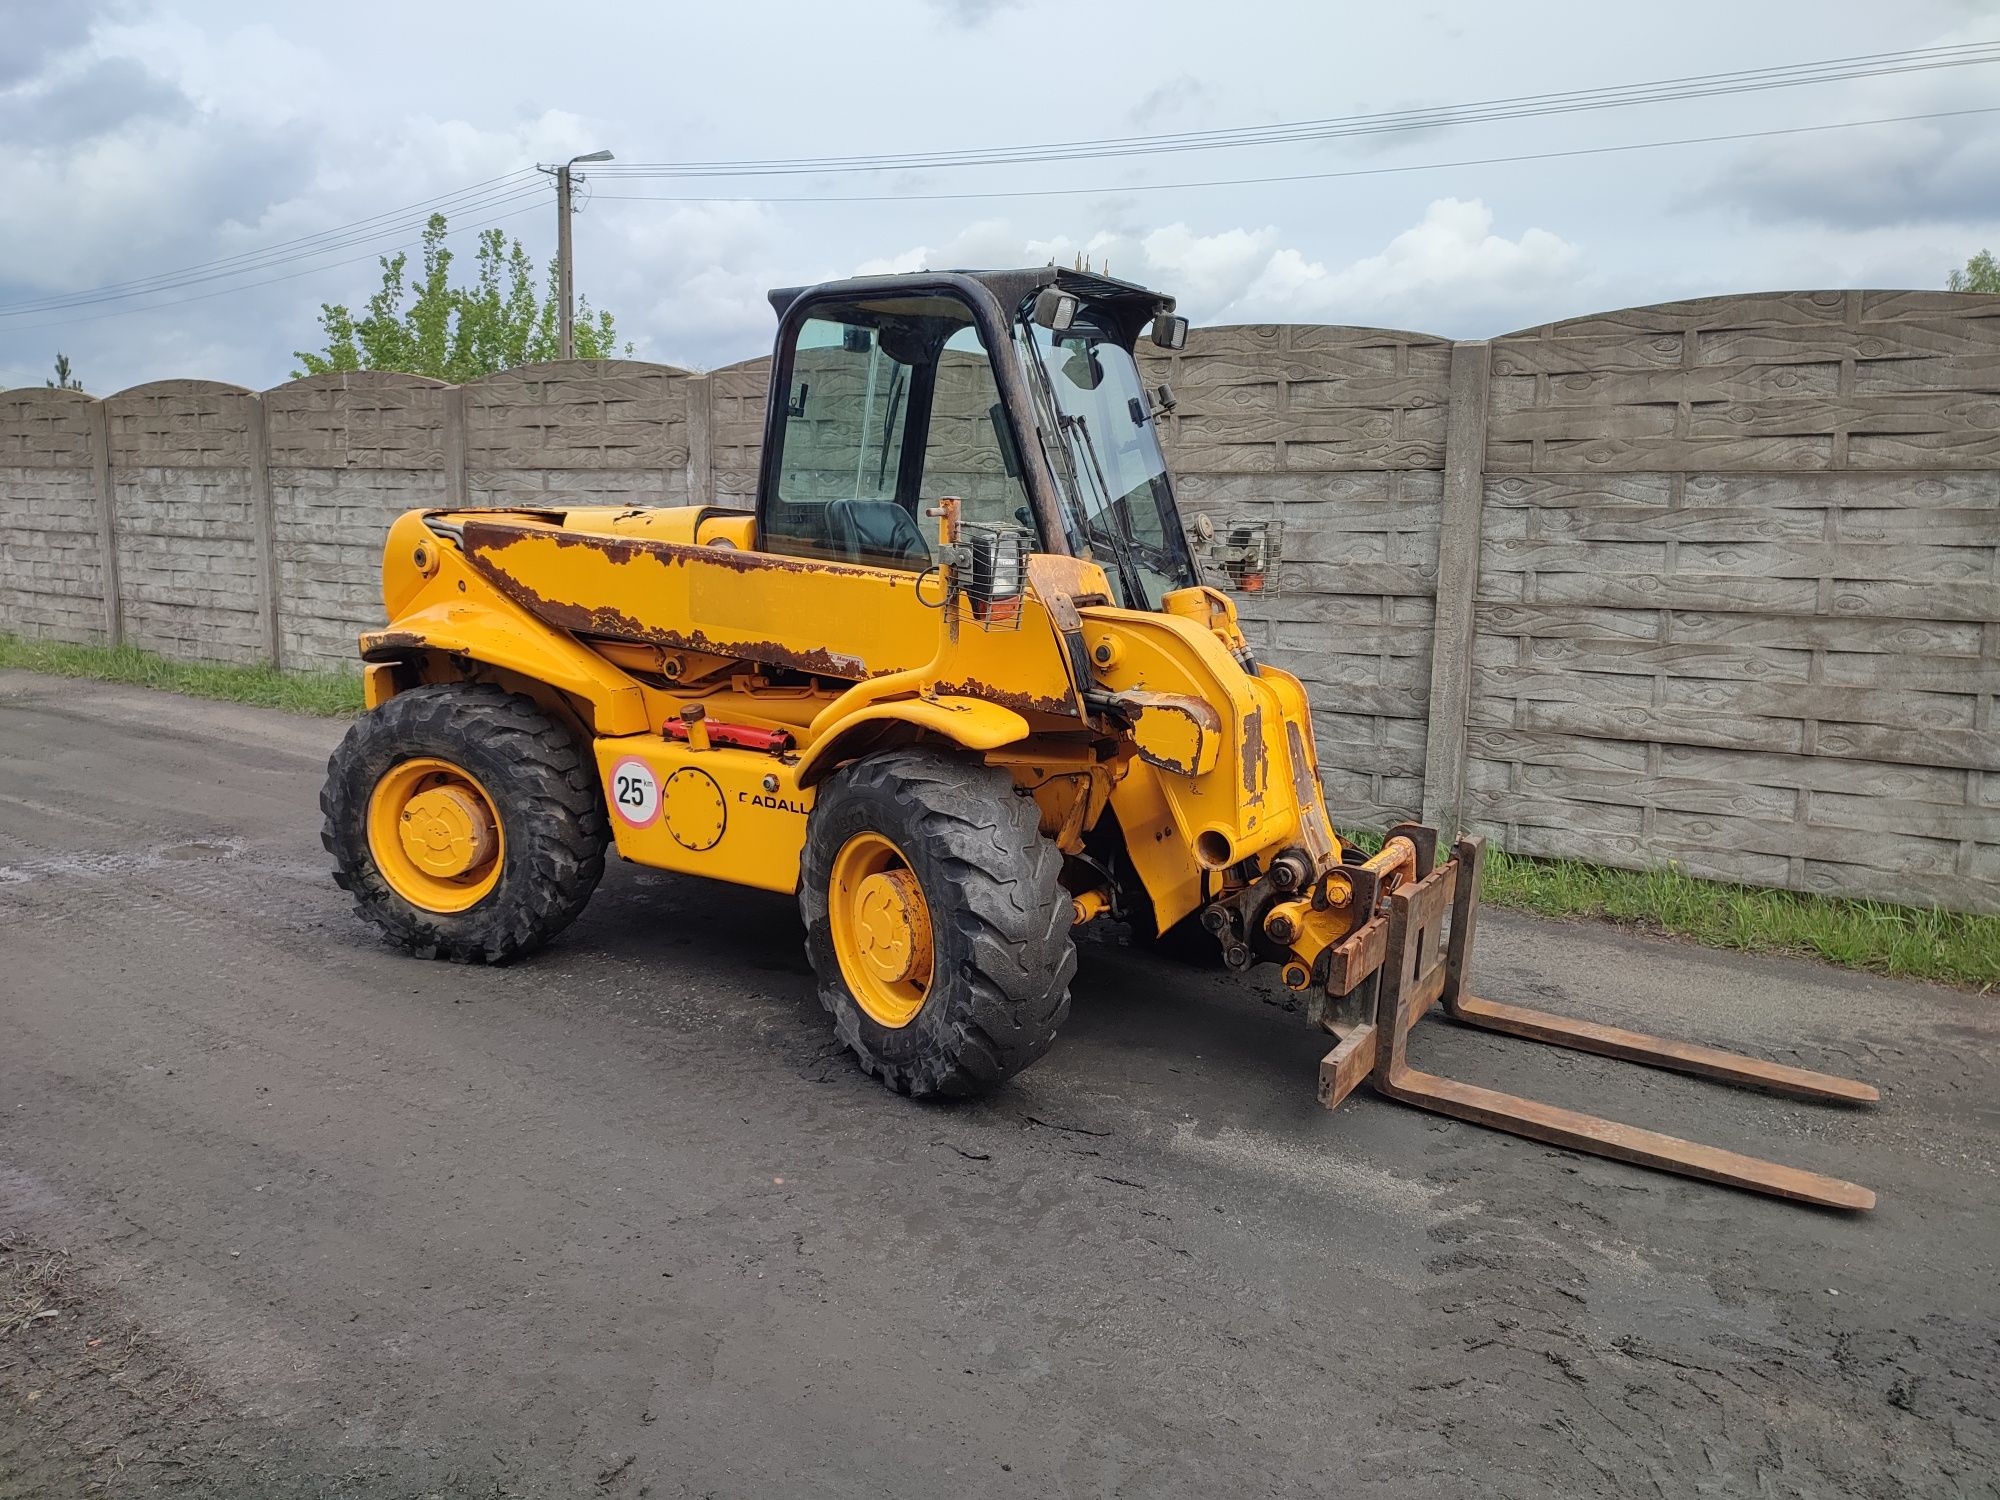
[1316,831,1876,1211]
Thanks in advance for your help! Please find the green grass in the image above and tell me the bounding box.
[1346,827,1996,992]
[3,633,1992,990]
[0,634,364,717]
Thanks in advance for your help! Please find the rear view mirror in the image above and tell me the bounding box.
[1150,315,1189,351]
[1031,288,1078,332]
[1061,346,1104,391]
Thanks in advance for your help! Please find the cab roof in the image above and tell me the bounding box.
[765,266,1176,326]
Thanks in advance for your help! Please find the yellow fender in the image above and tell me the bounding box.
[791,695,1030,785]
[362,512,649,735]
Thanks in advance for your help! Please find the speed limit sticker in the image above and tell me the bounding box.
[609,757,661,827]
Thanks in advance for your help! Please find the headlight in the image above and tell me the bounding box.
[963,525,1029,628]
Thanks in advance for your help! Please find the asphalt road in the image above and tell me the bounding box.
[1,668,1995,1499]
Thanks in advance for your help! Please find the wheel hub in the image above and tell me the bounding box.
[853,869,933,987]
[397,785,497,878]
[366,756,506,914]
[828,832,935,1028]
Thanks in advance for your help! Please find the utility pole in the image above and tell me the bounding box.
[556,163,575,360]
[542,149,615,360]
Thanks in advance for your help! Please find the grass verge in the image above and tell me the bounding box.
[0,633,364,716]
[1347,828,1995,992]
[2,635,1992,990]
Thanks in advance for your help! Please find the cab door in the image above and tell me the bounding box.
[756,289,1035,570]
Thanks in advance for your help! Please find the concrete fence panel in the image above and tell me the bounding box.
[0,387,105,645]
[265,371,452,671]
[102,379,262,663]
[462,359,697,511]
[1145,324,1454,829]
[1462,291,2000,911]
[708,356,771,508]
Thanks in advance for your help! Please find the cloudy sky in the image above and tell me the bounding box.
[2,0,1997,393]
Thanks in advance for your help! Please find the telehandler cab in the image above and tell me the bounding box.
[324,267,1877,1209]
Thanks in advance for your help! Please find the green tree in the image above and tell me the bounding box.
[1947,249,1998,292]
[46,352,82,391]
[292,214,630,380]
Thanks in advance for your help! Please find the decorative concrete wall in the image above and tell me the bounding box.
[0,387,108,646]
[1459,292,2000,910]
[1140,324,1454,834]
[2,289,1994,913]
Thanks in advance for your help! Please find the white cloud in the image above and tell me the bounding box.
[854,219,1026,277]
[1700,17,2000,228]
[922,0,1025,26]
[610,201,792,366]
[1242,199,1581,328]
[854,199,1582,336]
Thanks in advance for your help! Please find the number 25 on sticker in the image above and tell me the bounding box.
[609,757,661,828]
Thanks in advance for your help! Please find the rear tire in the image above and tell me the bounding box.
[321,684,608,963]
[800,749,1074,1097]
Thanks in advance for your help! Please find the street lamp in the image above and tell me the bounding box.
[547,149,614,360]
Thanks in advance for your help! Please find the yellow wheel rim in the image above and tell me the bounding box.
[366,756,504,913]
[828,832,934,1029]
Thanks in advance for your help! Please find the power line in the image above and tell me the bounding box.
[2,201,547,336]
[0,177,545,317]
[591,41,2000,179]
[0,171,545,317]
[10,41,1994,333]
[589,108,1999,206]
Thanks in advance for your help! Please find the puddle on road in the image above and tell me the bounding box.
[0,836,246,885]
[158,840,239,862]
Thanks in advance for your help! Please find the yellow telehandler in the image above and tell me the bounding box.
[323,268,1876,1209]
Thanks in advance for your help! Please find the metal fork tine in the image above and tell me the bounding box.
[1374,1062,1877,1211]
[1433,835,1876,1105]
[1447,992,1879,1104]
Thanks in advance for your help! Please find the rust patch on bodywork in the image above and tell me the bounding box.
[1241,705,1266,799]
[459,518,874,679]
[931,679,1078,719]
[465,516,905,584]
[447,514,1086,722]
[1100,690,1221,777]
[361,629,430,660]
[1024,553,1109,633]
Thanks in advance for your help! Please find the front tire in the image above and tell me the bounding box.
[321,684,608,963]
[800,750,1074,1097]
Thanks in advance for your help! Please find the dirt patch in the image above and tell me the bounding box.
[0,1236,512,1498]
[1,1234,222,1497]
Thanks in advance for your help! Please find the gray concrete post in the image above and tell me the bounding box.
[87,398,123,648]
[684,374,711,503]
[1419,340,1493,835]
[244,392,282,667]
[443,386,469,509]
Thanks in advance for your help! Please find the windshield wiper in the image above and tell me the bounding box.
[1057,413,1131,545]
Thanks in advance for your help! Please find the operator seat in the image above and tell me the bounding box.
[827,499,930,569]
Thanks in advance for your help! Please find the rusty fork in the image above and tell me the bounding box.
[1317,835,1878,1211]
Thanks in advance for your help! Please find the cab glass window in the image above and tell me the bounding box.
[922,324,1033,535]
[761,293,1034,571]
[1017,310,1199,609]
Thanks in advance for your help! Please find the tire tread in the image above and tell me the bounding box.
[320,684,607,963]
[800,749,1073,1097]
